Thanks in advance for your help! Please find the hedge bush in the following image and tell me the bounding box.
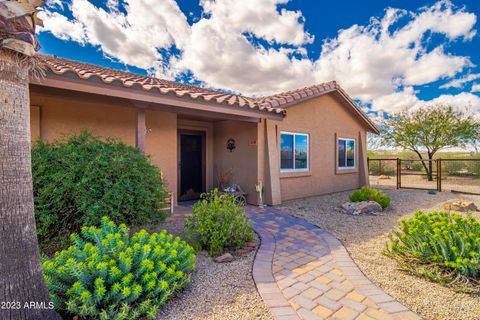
[385,211,480,293]
[32,132,169,247]
[184,189,254,256]
[43,217,195,319]
[349,187,391,209]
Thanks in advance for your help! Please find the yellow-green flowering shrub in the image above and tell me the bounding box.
[42,217,195,319]
[386,211,480,292]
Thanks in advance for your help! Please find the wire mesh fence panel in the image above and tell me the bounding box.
[369,157,480,194]
[398,159,438,191]
[440,159,480,195]
[368,158,397,189]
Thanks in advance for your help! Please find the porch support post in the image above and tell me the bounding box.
[30,105,41,142]
[264,119,282,205]
[136,109,146,153]
[358,131,369,187]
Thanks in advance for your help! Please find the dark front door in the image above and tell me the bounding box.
[179,132,204,201]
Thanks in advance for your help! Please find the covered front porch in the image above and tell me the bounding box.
[29,72,283,206]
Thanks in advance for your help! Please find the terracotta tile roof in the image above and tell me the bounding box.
[37,54,284,115]
[35,54,379,132]
[257,81,379,133]
[255,81,338,109]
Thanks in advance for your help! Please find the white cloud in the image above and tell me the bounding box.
[172,0,315,94]
[39,0,191,74]
[311,2,475,102]
[440,73,480,89]
[371,89,480,116]
[394,0,476,42]
[402,46,471,86]
[39,10,86,43]
[416,93,480,118]
[38,0,478,114]
[370,87,420,113]
[199,0,314,46]
[411,89,480,128]
[472,84,480,92]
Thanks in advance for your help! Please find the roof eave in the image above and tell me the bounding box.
[30,71,286,121]
[334,87,380,134]
[274,85,380,134]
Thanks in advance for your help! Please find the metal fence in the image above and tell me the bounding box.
[441,159,480,195]
[368,157,480,195]
[368,158,397,189]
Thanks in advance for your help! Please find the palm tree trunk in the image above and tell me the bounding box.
[0,51,61,319]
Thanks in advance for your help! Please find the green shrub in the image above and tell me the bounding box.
[385,211,480,293]
[349,187,391,209]
[42,217,195,319]
[32,131,169,247]
[184,189,254,256]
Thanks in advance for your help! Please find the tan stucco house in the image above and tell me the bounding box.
[29,55,379,206]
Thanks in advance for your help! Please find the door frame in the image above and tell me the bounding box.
[177,129,206,200]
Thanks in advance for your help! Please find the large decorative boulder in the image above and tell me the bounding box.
[338,201,383,215]
[443,200,478,212]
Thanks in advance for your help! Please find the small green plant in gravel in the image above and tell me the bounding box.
[32,131,169,250]
[42,217,195,319]
[184,189,254,256]
[349,187,391,209]
[385,211,480,293]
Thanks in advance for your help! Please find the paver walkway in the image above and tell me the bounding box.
[246,206,420,320]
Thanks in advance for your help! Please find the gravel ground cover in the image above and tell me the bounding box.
[157,249,272,320]
[137,209,272,320]
[279,189,480,320]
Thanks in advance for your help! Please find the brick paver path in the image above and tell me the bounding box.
[247,206,420,320]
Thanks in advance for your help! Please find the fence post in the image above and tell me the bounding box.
[396,158,401,189]
[437,159,442,192]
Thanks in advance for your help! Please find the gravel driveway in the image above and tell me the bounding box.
[279,188,480,320]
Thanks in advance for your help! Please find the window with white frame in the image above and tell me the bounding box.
[280,132,309,172]
[338,138,355,169]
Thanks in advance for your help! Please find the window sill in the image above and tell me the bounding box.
[280,171,312,179]
[335,167,358,174]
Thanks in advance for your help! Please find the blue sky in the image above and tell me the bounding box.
[38,0,480,116]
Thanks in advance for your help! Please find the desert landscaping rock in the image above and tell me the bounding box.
[338,201,383,215]
[237,247,255,255]
[246,241,256,248]
[215,253,234,263]
[280,189,480,320]
[443,199,478,212]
